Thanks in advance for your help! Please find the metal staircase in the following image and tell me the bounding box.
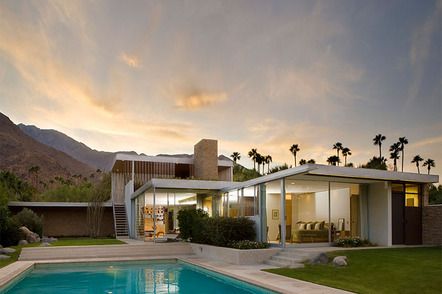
[113,203,129,238]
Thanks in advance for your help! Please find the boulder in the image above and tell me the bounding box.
[0,254,11,260]
[40,242,51,247]
[333,256,348,266]
[1,247,16,254]
[18,240,29,246]
[310,252,329,264]
[42,237,58,243]
[19,226,40,243]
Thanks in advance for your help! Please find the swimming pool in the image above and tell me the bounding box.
[1,259,277,293]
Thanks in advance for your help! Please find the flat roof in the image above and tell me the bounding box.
[131,164,438,198]
[8,201,113,208]
[112,153,232,172]
[132,179,232,199]
[224,164,439,191]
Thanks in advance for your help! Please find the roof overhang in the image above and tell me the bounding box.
[132,178,232,199]
[8,201,113,208]
[112,153,232,172]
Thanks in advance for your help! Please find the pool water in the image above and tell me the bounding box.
[2,260,276,293]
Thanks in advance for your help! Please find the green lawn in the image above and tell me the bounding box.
[0,243,40,269]
[264,247,442,294]
[50,237,125,246]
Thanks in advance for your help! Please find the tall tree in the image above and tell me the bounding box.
[389,142,401,171]
[398,137,409,172]
[373,134,386,158]
[265,155,273,174]
[327,155,340,166]
[255,153,264,174]
[333,142,343,165]
[341,147,352,166]
[230,152,241,163]
[289,144,300,167]
[423,159,435,175]
[411,155,423,174]
[248,148,258,171]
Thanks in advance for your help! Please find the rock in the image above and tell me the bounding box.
[49,237,58,243]
[40,242,51,247]
[19,226,40,243]
[310,252,329,264]
[1,247,16,254]
[18,240,29,246]
[0,254,11,260]
[333,256,348,266]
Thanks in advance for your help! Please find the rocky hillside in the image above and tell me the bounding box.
[18,124,116,171]
[0,113,94,183]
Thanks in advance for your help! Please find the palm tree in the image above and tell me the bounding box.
[230,152,241,163]
[398,137,408,172]
[333,142,343,165]
[255,153,264,174]
[423,159,435,175]
[289,144,300,167]
[341,147,352,166]
[248,148,258,171]
[389,142,401,171]
[265,155,273,174]
[327,155,340,166]
[411,155,423,174]
[307,159,316,164]
[299,159,307,165]
[373,134,386,158]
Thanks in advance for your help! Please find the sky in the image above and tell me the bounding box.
[0,0,441,178]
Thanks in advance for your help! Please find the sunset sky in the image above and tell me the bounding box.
[0,0,441,178]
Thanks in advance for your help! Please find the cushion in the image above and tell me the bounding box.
[306,222,313,230]
[314,222,322,230]
[298,223,306,230]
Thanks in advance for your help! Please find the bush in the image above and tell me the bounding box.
[0,217,20,246]
[335,237,373,247]
[12,208,43,236]
[228,240,270,249]
[177,208,208,240]
[201,217,256,247]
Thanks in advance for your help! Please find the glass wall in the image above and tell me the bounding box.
[285,180,330,244]
[264,180,282,244]
[330,182,361,240]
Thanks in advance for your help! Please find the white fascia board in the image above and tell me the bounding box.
[218,160,233,167]
[309,165,439,183]
[8,201,113,207]
[131,180,153,200]
[151,178,232,190]
[222,164,316,192]
[114,153,194,165]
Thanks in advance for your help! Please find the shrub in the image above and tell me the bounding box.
[201,217,256,247]
[228,240,270,249]
[177,208,208,240]
[12,208,43,236]
[335,237,373,247]
[0,218,20,246]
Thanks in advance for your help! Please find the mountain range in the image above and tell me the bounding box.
[0,112,233,183]
[0,112,94,182]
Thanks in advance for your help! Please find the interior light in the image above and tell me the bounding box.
[291,182,295,185]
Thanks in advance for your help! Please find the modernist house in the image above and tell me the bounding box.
[112,139,439,247]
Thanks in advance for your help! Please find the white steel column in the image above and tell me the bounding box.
[280,178,286,247]
[153,186,156,242]
[328,182,331,244]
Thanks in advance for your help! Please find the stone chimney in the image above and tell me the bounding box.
[193,139,218,180]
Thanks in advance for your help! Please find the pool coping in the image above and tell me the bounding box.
[0,256,351,294]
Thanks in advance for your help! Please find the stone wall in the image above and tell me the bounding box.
[422,205,442,245]
[193,139,218,180]
[9,206,115,237]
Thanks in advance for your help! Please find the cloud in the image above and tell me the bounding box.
[120,52,142,68]
[407,1,442,103]
[175,90,227,110]
[412,135,442,148]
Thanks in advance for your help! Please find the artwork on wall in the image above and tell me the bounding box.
[272,209,279,220]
